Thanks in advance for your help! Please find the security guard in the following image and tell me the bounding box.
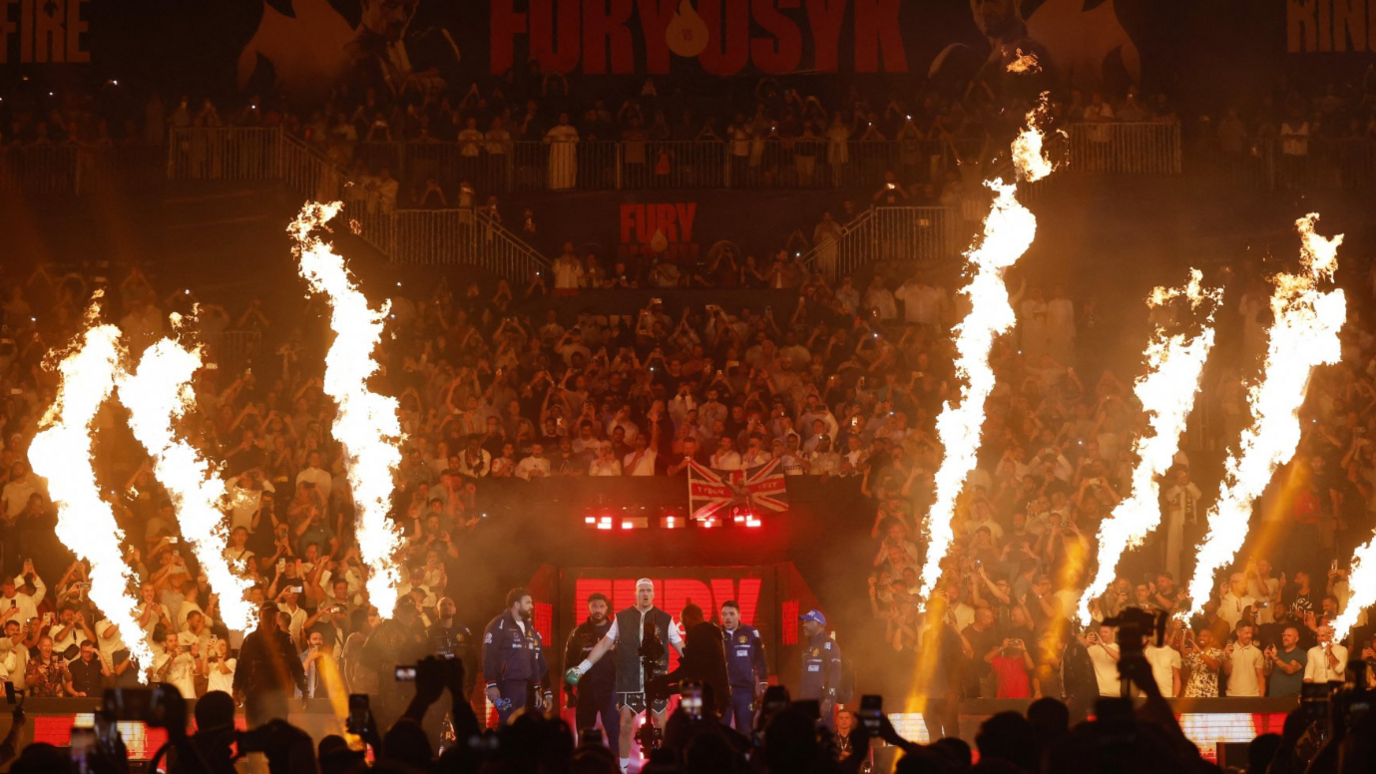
[721,599,769,732]
[562,592,619,757]
[481,587,550,724]
[429,597,477,691]
[797,609,842,727]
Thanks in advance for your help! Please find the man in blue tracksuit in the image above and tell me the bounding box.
[481,587,549,724]
[797,609,842,729]
[563,592,619,756]
[720,599,769,733]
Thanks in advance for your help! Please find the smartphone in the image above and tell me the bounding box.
[680,680,703,720]
[859,694,883,733]
[395,666,417,682]
[347,694,371,735]
[167,537,179,544]
[277,559,286,573]
[288,586,304,595]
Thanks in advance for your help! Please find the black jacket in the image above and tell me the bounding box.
[233,627,306,696]
[662,621,731,716]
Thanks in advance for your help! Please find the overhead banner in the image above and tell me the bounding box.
[0,0,1238,96]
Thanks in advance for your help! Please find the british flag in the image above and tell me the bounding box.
[687,459,789,521]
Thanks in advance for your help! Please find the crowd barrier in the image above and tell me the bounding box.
[0,144,165,196]
[801,206,961,279]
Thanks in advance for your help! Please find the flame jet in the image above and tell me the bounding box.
[914,109,1055,609]
[28,301,153,679]
[1184,215,1347,617]
[1077,271,1221,625]
[118,334,256,631]
[291,202,405,617]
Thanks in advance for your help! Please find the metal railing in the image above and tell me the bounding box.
[167,127,281,181]
[203,329,264,374]
[0,143,165,195]
[799,206,959,279]
[275,131,548,278]
[1065,121,1182,175]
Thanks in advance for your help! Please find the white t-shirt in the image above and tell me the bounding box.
[1226,643,1264,696]
[1088,642,1122,697]
[622,450,657,476]
[155,652,197,700]
[1144,644,1181,697]
[206,657,236,694]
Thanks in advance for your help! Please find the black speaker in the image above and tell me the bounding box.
[1216,741,1251,769]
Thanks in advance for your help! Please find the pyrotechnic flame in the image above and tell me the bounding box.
[27,300,153,680]
[914,118,1051,610]
[1007,49,1042,74]
[118,337,255,631]
[291,202,405,617]
[1011,94,1056,183]
[1333,539,1376,643]
[1076,270,1221,625]
[1183,214,1347,617]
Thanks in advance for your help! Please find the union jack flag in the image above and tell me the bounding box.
[687,460,789,522]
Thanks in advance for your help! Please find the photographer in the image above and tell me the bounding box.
[985,634,1036,698]
[653,603,730,720]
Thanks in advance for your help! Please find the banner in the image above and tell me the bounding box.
[4,0,1211,100]
[687,459,789,523]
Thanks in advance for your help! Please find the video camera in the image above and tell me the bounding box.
[1101,608,1167,658]
[636,624,667,751]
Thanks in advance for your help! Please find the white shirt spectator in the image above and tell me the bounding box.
[622,449,657,476]
[1217,592,1257,631]
[1144,643,1181,697]
[206,656,237,694]
[514,455,551,480]
[226,479,275,532]
[894,281,947,326]
[1225,643,1265,696]
[1305,643,1349,683]
[589,458,623,477]
[863,287,897,320]
[297,466,332,496]
[0,478,42,519]
[552,255,585,289]
[154,650,198,700]
[1088,642,1122,697]
[711,450,742,471]
[278,604,308,647]
[0,574,46,625]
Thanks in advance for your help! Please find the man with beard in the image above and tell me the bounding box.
[362,598,430,729]
[343,0,461,99]
[233,604,307,728]
[565,579,684,774]
[426,597,477,746]
[482,588,550,724]
[562,593,618,755]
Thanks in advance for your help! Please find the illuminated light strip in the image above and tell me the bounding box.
[914,110,1053,609]
[1185,214,1346,616]
[28,309,153,680]
[118,336,255,631]
[291,202,405,617]
[1078,270,1221,625]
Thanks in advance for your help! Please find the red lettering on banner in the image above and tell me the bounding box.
[584,0,635,74]
[803,0,846,72]
[575,576,763,624]
[490,0,528,74]
[710,578,762,624]
[697,0,749,75]
[65,0,87,63]
[664,579,714,616]
[530,0,582,73]
[20,0,34,63]
[854,0,906,72]
[635,0,677,73]
[752,0,802,75]
[656,203,677,241]
[676,202,696,241]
